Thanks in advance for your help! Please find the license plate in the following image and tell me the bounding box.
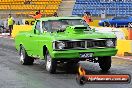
[80,53,93,58]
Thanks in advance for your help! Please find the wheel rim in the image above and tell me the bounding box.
[46,53,52,71]
[20,50,24,64]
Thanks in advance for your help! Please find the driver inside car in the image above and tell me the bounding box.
[42,21,48,33]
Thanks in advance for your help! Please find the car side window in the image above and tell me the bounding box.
[35,21,41,32]
[114,17,128,20]
[42,21,50,32]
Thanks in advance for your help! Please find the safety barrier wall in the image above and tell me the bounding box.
[11,25,32,38]
[117,40,132,56]
[22,19,35,25]
[88,20,100,27]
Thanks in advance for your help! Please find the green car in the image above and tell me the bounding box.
[15,17,117,73]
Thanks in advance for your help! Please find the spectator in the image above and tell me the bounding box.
[7,14,15,36]
[53,12,58,17]
[38,10,42,15]
[24,0,32,4]
[29,10,42,19]
[83,12,92,24]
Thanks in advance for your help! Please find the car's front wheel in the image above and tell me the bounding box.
[45,50,57,74]
[19,45,34,65]
[98,56,111,72]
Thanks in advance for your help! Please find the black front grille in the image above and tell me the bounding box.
[87,40,106,48]
[65,41,85,49]
[64,40,107,49]
[55,38,116,50]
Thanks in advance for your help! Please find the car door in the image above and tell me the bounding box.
[28,20,42,57]
[109,17,118,26]
[110,17,128,27]
[117,17,128,26]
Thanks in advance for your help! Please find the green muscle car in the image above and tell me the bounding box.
[15,17,117,73]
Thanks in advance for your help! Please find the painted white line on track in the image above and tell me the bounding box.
[113,56,132,61]
[0,35,14,39]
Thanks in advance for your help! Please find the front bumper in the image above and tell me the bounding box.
[51,48,117,60]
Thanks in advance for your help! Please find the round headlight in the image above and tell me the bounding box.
[106,40,114,47]
[57,42,65,49]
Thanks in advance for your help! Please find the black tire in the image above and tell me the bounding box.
[19,45,34,65]
[128,22,132,28]
[103,22,110,27]
[98,56,111,72]
[45,50,57,74]
[65,61,79,73]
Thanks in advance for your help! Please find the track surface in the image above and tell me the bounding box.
[0,37,132,88]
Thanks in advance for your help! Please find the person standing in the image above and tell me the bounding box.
[83,12,92,24]
[38,10,42,16]
[8,14,14,36]
[29,10,42,19]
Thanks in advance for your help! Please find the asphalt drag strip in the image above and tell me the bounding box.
[0,37,132,88]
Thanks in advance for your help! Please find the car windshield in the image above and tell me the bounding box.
[113,16,128,19]
[42,19,91,32]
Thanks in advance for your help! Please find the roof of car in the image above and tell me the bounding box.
[113,16,131,18]
[38,16,82,21]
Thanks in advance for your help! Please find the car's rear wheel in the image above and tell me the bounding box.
[128,22,132,28]
[20,45,34,65]
[98,56,111,72]
[45,50,57,74]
